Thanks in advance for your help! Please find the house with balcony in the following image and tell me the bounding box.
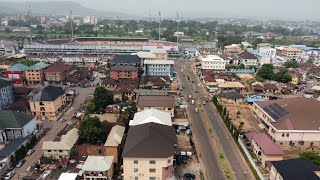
[137,96,175,117]
[109,65,138,80]
[82,156,114,180]
[29,85,66,121]
[25,62,51,85]
[44,62,72,83]
[143,60,174,77]
[0,78,13,110]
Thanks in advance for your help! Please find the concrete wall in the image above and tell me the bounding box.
[251,139,283,167]
[110,70,138,80]
[29,95,65,121]
[137,107,174,117]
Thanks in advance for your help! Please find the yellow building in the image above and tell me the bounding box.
[82,156,114,180]
[29,85,66,121]
[151,49,169,60]
[25,62,51,85]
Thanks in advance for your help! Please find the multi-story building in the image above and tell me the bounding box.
[224,44,242,54]
[201,55,226,70]
[5,63,29,84]
[143,60,174,77]
[25,62,51,85]
[253,98,320,151]
[238,51,259,67]
[104,125,125,164]
[111,55,141,69]
[29,85,66,121]
[109,65,138,80]
[137,96,175,117]
[135,51,157,60]
[0,78,13,110]
[276,47,303,61]
[44,62,72,83]
[82,156,114,179]
[151,49,169,60]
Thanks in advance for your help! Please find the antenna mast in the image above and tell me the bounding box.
[70,10,74,40]
[158,11,162,41]
[176,12,180,44]
[27,1,33,44]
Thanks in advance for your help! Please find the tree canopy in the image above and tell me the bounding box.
[93,87,113,113]
[256,64,292,83]
[284,60,299,68]
[300,152,320,166]
[78,116,106,144]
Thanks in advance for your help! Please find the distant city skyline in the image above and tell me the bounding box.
[1,0,320,20]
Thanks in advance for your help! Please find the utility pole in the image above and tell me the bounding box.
[158,11,162,41]
[176,12,180,44]
[70,10,74,40]
[27,2,33,44]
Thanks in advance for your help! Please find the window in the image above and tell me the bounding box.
[134,160,138,164]
[47,150,51,152]
[135,177,138,180]
[149,160,156,164]
[134,168,138,172]
[286,133,289,137]
[149,177,156,180]
[149,169,156,173]
[167,159,171,163]
[168,108,172,110]
[282,133,285,137]
[59,150,63,153]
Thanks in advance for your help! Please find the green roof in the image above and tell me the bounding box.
[7,63,29,71]
[0,110,35,130]
[28,62,51,70]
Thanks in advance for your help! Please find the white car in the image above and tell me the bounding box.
[27,149,35,156]
[4,171,15,180]
[58,118,67,123]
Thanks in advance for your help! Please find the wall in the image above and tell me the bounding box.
[84,163,114,180]
[110,70,138,80]
[0,84,14,110]
[22,118,37,137]
[5,70,23,84]
[251,139,283,167]
[123,157,174,180]
[29,95,65,121]
[144,64,173,77]
[43,149,69,159]
[201,61,226,70]
[105,146,119,164]
[25,70,44,84]
[137,107,174,117]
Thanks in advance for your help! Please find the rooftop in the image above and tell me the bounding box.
[130,109,172,126]
[218,81,245,88]
[238,51,258,59]
[44,62,71,73]
[28,62,51,70]
[0,78,12,89]
[255,98,320,131]
[137,95,175,108]
[0,110,34,130]
[82,156,114,172]
[104,125,125,147]
[219,91,244,99]
[283,47,303,52]
[32,85,65,101]
[245,132,284,155]
[201,55,225,62]
[7,63,29,71]
[42,128,79,150]
[0,137,28,158]
[144,60,174,64]
[113,84,136,94]
[111,54,141,64]
[122,122,177,158]
[135,51,157,59]
[151,48,167,54]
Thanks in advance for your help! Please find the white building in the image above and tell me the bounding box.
[201,55,226,70]
[82,156,114,180]
[130,109,172,126]
[143,60,174,77]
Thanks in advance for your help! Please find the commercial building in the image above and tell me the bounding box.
[109,65,138,80]
[104,125,125,164]
[143,60,174,77]
[151,49,169,60]
[281,47,303,61]
[111,55,141,69]
[82,156,114,179]
[0,110,37,142]
[44,62,72,83]
[5,63,29,84]
[253,98,320,151]
[29,85,66,121]
[25,62,51,85]
[42,128,79,159]
[200,55,226,70]
[137,96,175,117]
[0,79,13,110]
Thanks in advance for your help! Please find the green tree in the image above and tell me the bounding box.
[30,135,37,146]
[93,87,113,113]
[69,147,76,157]
[274,70,292,83]
[299,152,320,166]
[79,116,106,144]
[86,101,96,114]
[284,60,299,68]
[256,64,275,80]
[10,155,16,167]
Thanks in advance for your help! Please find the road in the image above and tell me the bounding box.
[13,86,95,180]
[176,60,254,180]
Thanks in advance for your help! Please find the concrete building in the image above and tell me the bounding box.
[29,85,66,121]
[134,51,157,60]
[270,159,320,180]
[104,125,125,164]
[130,109,172,127]
[111,55,141,69]
[82,156,114,180]
[0,110,37,142]
[276,47,303,61]
[219,91,245,104]
[201,55,226,70]
[109,65,138,80]
[42,128,79,159]
[151,49,169,60]
[0,79,13,110]
[143,60,174,77]
[137,96,175,117]
[224,44,242,53]
[253,98,320,151]
[5,63,29,84]
[44,62,72,83]
[25,62,51,85]
[238,51,259,67]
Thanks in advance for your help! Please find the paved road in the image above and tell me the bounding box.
[176,60,254,180]
[13,86,94,180]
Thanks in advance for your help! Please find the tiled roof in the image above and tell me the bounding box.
[220,91,244,99]
[137,95,175,107]
[113,84,136,94]
[111,54,141,64]
[247,132,284,155]
[238,51,257,59]
[263,83,278,90]
[44,62,71,73]
[7,63,29,71]
[0,78,12,89]
[204,75,216,82]
[0,110,34,130]
[102,78,118,86]
[32,85,65,101]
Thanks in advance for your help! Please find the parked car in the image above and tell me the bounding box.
[16,159,26,168]
[4,171,15,179]
[26,149,35,156]
[202,101,206,105]
[183,173,196,180]
[182,155,187,164]
[58,118,67,123]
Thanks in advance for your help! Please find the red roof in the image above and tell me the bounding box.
[204,75,216,82]
[44,62,71,73]
[246,132,284,155]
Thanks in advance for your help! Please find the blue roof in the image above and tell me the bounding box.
[289,45,319,51]
[29,62,51,70]
[246,96,266,103]
[7,63,29,71]
[289,45,307,48]
[0,137,29,158]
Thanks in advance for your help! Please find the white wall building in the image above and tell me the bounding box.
[201,55,226,70]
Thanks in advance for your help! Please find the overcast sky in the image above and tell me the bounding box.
[2,0,320,20]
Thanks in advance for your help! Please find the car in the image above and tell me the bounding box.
[58,118,67,123]
[26,166,32,172]
[183,173,196,180]
[26,149,35,156]
[202,101,206,105]
[16,159,26,168]
[4,171,15,179]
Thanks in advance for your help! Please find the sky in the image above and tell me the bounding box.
[2,0,320,20]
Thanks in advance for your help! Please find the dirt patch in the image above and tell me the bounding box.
[237,73,254,79]
[90,113,120,122]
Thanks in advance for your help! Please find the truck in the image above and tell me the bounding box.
[191,100,195,105]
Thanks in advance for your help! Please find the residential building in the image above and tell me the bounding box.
[257,43,277,59]
[278,47,303,61]
[102,78,118,90]
[137,96,175,117]
[82,156,114,179]
[5,63,29,84]
[122,123,177,180]
[217,82,246,92]
[143,60,174,77]
[111,55,141,69]
[112,84,136,101]
[238,51,259,67]
[253,98,320,151]
[270,159,320,180]
[25,62,51,85]
[0,110,37,142]
[184,48,199,57]
[130,109,172,126]
[256,32,282,39]
[255,53,272,67]
[151,49,169,60]
[201,55,226,70]
[44,62,72,83]
[0,78,13,110]
[0,61,13,71]
[104,125,125,164]
[29,85,66,121]
[224,44,242,53]
[245,132,284,167]
[109,65,138,80]
[134,51,157,60]
[139,76,170,90]
[219,91,245,104]
[42,128,79,158]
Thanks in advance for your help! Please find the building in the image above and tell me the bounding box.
[5,63,29,84]
[122,122,177,180]
[109,65,138,80]
[0,79,13,110]
[224,44,242,53]
[143,60,174,77]
[269,159,320,180]
[0,61,13,71]
[112,84,136,101]
[201,55,226,70]
[42,128,79,158]
[184,48,199,57]
[25,62,51,85]
[44,62,72,83]
[238,51,259,67]
[280,47,303,61]
[139,76,170,90]
[151,49,169,60]
[256,32,282,39]
[82,156,114,179]
[0,110,37,142]
[245,132,284,167]
[130,109,172,126]
[29,85,66,121]
[137,96,175,117]
[219,91,245,104]
[84,16,98,25]
[104,125,125,164]
[253,98,320,151]
[111,55,141,69]
[217,82,246,92]
[135,51,157,60]
[58,173,77,180]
